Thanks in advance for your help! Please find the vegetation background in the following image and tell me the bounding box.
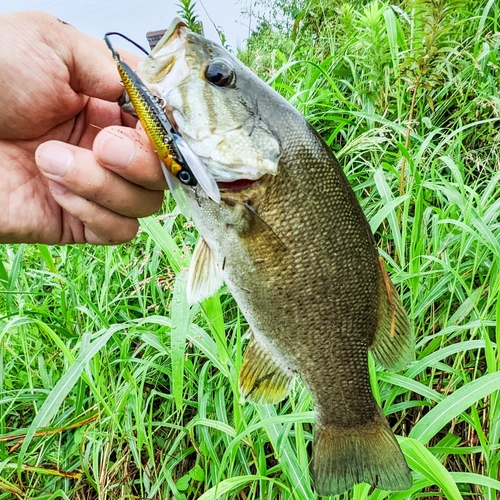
[1,0,500,498]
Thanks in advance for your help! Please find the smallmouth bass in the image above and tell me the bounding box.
[129,19,414,496]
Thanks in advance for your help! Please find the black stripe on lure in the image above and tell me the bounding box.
[104,33,220,204]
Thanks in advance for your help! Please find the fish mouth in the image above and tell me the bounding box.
[139,18,190,89]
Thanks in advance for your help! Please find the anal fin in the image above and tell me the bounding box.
[186,237,224,306]
[371,257,414,371]
[239,334,295,405]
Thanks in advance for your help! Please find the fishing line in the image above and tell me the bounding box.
[104,31,150,56]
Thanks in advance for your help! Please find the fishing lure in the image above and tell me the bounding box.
[104,33,220,204]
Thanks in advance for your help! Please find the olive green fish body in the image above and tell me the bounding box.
[139,20,414,496]
[188,109,383,417]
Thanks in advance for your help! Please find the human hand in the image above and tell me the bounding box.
[0,10,166,245]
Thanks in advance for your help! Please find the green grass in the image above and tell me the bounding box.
[2,0,500,498]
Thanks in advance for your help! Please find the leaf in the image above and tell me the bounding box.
[140,216,187,274]
[410,372,500,444]
[383,6,400,74]
[176,474,191,491]
[257,405,314,500]
[18,325,122,467]
[0,259,8,287]
[373,168,405,264]
[189,464,205,481]
[136,316,228,375]
[406,340,486,379]
[6,245,24,313]
[400,437,463,500]
[187,417,237,438]
[201,292,229,367]
[198,475,288,500]
[450,472,500,492]
[171,272,191,411]
[378,372,443,403]
[36,244,57,274]
[369,194,410,233]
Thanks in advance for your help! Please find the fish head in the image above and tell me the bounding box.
[138,19,282,185]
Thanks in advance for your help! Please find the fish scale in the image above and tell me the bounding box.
[137,18,415,496]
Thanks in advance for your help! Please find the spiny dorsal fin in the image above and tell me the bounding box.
[186,237,224,306]
[239,334,295,405]
[370,258,414,371]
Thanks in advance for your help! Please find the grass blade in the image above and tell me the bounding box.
[18,325,122,466]
[198,475,289,499]
[400,437,464,500]
[257,404,314,500]
[410,372,500,444]
[170,271,191,411]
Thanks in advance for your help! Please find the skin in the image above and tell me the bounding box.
[0,10,166,245]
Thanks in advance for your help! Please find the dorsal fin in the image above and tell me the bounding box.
[370,257,414,371]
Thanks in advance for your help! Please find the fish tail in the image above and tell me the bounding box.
[313,410,412,496]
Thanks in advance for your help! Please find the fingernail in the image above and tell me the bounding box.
[95,130,136,168]
[36,143,73,176]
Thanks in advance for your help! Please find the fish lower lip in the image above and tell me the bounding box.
[216,179,258,191]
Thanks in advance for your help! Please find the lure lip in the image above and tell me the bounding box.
[172,133,221,203]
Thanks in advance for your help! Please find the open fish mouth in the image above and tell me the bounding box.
[137,19,282,185]
[140,20,190,89]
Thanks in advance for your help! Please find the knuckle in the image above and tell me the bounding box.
[148,191,165,214]
[107,220,139,244]
[86,216,138,245]
[133,191,164,219]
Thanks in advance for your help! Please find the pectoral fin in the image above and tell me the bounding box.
[186,237,224,305]
[370,257,414,371]
[239,334,295,404]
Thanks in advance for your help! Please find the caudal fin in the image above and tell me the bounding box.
[313,411,412,496]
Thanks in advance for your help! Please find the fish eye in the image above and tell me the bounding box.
[204,59,236,88]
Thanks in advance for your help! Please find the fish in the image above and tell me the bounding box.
[137,18,414,496]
